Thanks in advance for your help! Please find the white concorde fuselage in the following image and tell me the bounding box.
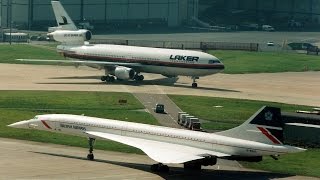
[57,44,225,77]
[11,114,301,157]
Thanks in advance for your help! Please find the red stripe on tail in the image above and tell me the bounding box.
[257,127,281,144]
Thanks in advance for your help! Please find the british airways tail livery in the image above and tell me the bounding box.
[18,1,224,88]
[8,106,305,172]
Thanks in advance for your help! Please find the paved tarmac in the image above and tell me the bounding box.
[133,93,182,128]
[0,64,319,107]
[1,138,316,180]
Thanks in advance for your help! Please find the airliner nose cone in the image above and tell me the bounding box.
[8,121,28,129]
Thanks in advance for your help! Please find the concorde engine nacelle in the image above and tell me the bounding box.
[47,30,92,43]
[114,66,135,80]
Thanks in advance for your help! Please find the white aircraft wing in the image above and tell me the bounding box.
[16,59,142,67]
[86,131,230,164]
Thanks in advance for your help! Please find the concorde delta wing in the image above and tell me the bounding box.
[85,131,230,164]
[16,59,142,67]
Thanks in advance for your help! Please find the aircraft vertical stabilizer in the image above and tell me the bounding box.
[217,106,284,145]
[51,1,77,30]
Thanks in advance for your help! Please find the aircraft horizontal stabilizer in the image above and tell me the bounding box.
[86,131,229,164]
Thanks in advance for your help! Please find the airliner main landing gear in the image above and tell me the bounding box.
[101,75,115,82]
[101,74,144,82]
[134,74,144,81]
[150,163,169,172]
[87,138,95,161]
[192,76,199,88]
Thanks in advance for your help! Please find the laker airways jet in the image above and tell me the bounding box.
[19,1,224,88]
[8,106,305,172]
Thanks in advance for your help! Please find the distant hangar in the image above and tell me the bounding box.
[1,0,319,31]
[0,0,199,29]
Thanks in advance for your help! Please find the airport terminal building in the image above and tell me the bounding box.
[0,0,319,30]
[200,0,320,29]
[0,0,199,30]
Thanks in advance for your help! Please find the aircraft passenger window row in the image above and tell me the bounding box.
[127,128,205,142]
[110,55,125,58]
[131,56,159,61]
[84,53,100,57]
[83,53,125,59]
[64,121,120,130]
[60,121,205,142]
[60,122,204,141]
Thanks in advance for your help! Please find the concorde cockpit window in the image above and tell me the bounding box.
[208,60,221,64]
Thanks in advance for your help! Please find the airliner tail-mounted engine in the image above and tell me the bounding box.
[47,30,92,44]
[114,66,135,80]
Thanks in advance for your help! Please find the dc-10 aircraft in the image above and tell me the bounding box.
[18,1,224,88]
[8,106,305,172]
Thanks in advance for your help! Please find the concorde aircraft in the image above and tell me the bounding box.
[18,1,224,88]
[8,106,305,172]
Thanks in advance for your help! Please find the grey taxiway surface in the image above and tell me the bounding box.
[0,64,319,107]
[1,138,315,180]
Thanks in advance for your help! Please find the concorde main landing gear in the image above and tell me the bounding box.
[150,163,169,172]
[192,76,199,88]
[87,137,95,160]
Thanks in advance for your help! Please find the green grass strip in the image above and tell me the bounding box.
[211,50,320,74]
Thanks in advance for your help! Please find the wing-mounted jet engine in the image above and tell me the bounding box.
[101,66,139,82]
[114,66,135,80]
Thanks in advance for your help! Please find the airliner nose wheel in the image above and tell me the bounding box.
[87,138,95,160]
[150,163,169,172]
[192,83,198,88]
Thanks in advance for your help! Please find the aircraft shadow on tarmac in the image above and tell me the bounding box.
[43,76,240,93]
[32,151,293,180]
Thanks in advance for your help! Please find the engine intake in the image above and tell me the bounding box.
[114,66,135,80]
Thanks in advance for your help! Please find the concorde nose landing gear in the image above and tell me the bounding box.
[150,163,169,172]
[192,76,199,88]
[87,137,95,161]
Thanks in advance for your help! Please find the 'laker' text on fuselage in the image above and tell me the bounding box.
[169,55,199,62]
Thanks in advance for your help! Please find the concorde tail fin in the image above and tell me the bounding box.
[217,106,284,145]
[51,1,77,30]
